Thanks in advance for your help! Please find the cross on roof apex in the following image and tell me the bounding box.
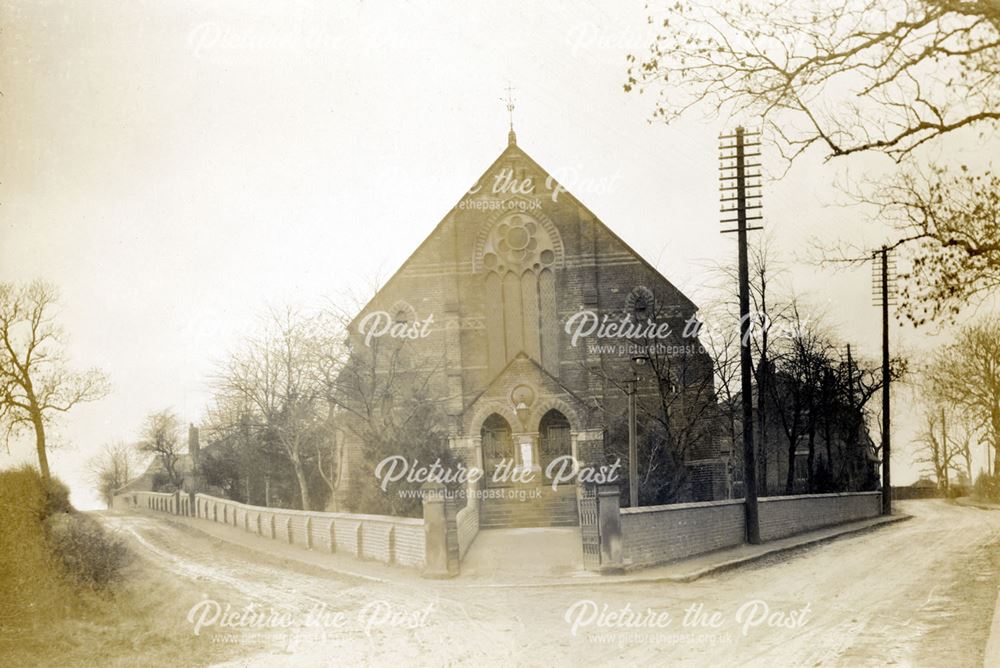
[502,83,517,146]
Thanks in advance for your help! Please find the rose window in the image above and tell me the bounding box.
[480,214,557,274]
[498,217,537,263]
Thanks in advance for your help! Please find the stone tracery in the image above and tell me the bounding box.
[481,214,558,275]
[475,211,563,376]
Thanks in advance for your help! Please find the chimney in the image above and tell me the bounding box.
[188,424,200,468]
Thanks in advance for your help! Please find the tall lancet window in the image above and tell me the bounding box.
[475,211,563,376]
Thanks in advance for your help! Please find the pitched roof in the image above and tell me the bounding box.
[348,136,698,328]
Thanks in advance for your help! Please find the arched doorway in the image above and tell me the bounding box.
[481,413,514,486]
[538,409,572,475]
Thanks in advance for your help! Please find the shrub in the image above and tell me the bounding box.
[1,466,73,629]
[973,473,1000,502]
[45,512,133,589]
[41,474,72,517]
[151,471,179,493]
[346,436,463,518]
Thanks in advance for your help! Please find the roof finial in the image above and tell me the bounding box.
[502,83,517,146]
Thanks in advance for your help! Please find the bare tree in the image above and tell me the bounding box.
[89,441,139,508]
[766,304,837,493]
[213,307,332,511]
[913,407,958,490]
[0,280,109,480]
[326,308,454,516]
[587,295,719,504]
[626,0,998,163]
[137,409,184,490]
[699,302,742,478]
[946,412,976,485]
[625,0,1000,322]
[855,166,1000,323]
[708,234,792,491]
[201,393,277,505]
[927,316,1000,474]
[306,308,350,509]
[838,348,903,489]
[761,302,902,494]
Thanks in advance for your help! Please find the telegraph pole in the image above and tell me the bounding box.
[627,375,638,508]
[720,126,763,544]
[872,246,896,515]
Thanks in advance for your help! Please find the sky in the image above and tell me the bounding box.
[1,0,993,509]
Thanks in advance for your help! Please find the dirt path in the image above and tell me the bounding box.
[102,500,1000,667]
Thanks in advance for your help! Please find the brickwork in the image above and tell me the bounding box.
[621,499,746,568]
[338,137,723,510]
[757,492,881,542]
[618,492,881,569]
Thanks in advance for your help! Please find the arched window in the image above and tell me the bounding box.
[626,286,656,320]
[390,300,416,324]
[538,409,572,473]
[477,213,563,375]
[481,413,513,486]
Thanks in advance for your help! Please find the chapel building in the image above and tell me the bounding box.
[336,129,728,525]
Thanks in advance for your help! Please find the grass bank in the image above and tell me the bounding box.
[0,466,240,667]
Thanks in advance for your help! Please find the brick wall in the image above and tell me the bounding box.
[620,499,745,568]
[336,140,721,503]
[892,485,943,500]
[619,492,881,568]
[757,492,881,542]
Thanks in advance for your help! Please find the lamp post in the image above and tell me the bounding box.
[627,354,649,508]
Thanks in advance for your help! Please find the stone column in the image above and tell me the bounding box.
[422,482,460,578]
[597,483,624,573]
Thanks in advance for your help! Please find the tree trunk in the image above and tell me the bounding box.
[32,410,51,481]
[756,357,768,496]
[785,435,797,494]
[992,406,1000,477]
[806,421,817,493]
[164,454,181,489]
[291,455,312,511]
[823,419,833,484]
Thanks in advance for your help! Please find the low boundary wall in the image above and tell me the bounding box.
[456,495,480,558]
[116,490,426,570]
[119,487,882,576]
[621,499,745,568]
[617,491,881,569]
[757,492,881,542]
[195,494,426,568]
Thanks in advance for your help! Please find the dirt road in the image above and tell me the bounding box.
[101,500,1000,667]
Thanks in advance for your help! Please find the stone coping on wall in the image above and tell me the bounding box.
[757,491,880,503]
[193,493,425,526]
[620,491,878,516]
[620,498,745,514]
